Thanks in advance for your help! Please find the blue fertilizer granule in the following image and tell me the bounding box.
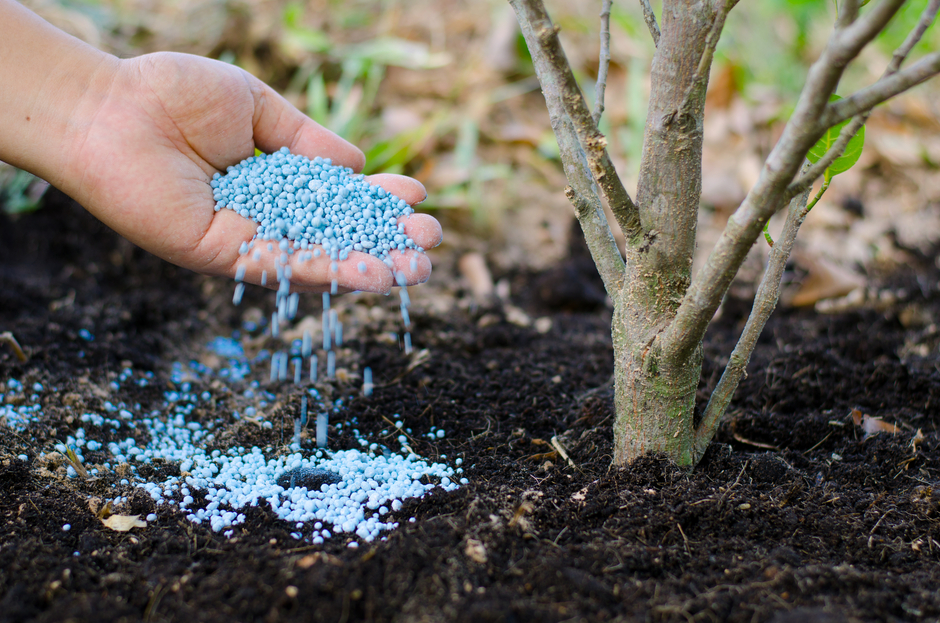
[211,147,421,262]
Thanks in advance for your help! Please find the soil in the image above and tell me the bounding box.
[1,191,939,623]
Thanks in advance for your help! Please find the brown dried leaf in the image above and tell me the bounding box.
[790,254,865,307]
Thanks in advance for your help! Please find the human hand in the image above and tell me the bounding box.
[61,52,441,294]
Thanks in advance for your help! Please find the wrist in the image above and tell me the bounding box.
[0,0,119,192]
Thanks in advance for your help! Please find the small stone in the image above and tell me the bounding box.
[276,466,342,490]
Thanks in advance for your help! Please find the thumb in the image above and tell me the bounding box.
[247,75,366,171]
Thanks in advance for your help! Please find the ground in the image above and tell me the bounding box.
[3,1,940,620]
[1,188,938,623]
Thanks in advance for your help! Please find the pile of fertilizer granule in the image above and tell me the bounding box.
[211,147,421,262]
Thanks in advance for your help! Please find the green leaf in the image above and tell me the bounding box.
[806,95,865,177]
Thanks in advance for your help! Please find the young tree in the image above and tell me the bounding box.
[508,0,940,466]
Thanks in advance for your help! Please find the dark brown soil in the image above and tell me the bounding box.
[1,192,939,623]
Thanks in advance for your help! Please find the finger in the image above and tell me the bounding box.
[363,174,428,206]
[231,241,395,295]
[248,78,366,171]
[290,250,395,294]
[388,249,433,286]
[400,213,443,250]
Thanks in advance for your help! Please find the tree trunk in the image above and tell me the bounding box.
[611,0,712,466]
[611,289,703,467]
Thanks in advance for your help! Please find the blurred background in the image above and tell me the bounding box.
[4,0,940,311]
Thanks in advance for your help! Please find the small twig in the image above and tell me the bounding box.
[731,432,778,450]
[676,522,692,556]
[713,461,748,511]
[0,331,28,362]
[593,0,614,126]
[550,435,578,471]
[638,0,660,47]
[804,431,834,454]
[869,508,894,535]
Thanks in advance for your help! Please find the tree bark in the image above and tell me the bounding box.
[611,0,715,466]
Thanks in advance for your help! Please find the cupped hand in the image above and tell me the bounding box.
[64,52,441,294]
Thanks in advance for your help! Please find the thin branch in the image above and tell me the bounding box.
[593,0,614,126]
[509,0,626,292]
[888,0,940,74]
[660,0,908,366]
[638,0,661,46]
[821,51,940,128]
[834,0,908,56]
[513,0,642,241]
[693,187,811,462]
[794,0,940,193]
[565,185,629,295]
[787,114,867,196]
[678,0,732,118]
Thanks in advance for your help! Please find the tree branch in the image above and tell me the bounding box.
[888,0,940,73]
[639,0,661,46]
[787,114,867,196]
[821,51,940,128]
[565,185,626,293]
[660,0,909,366]
[593,0,614,126]
[692,187,811,462]
[509,0,626,292]
[678,0,733,118]
[834,0,908,58]
[794,0,939,194]
[836,0,861,30]
[512,0,642,241]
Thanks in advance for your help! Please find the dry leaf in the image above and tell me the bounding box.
[102,514,147,532]
[790,254,865,307]
[851,409,901,437]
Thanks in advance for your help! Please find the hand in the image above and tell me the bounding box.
[63,52,441,294]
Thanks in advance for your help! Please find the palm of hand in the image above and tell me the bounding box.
[68,52,439,293]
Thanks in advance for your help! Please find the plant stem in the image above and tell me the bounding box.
[511,0,641,241]
[509,0,626,293]
[693,187,812,461]
[593,0,613,127]
[638,0,661,46]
